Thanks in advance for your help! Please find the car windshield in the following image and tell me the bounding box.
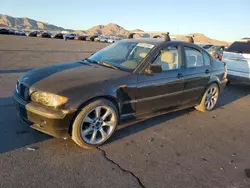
[88,41,155,71]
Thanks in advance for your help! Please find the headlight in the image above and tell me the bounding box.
[31,91,68,107]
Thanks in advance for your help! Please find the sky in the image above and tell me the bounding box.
[0,0,249,42]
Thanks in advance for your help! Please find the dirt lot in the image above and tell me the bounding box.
[0,35,250,188]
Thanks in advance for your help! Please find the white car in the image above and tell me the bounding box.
[222,38,250,84]
[99,36,108,43]
[107,37,121,43]
[64,33,76,40]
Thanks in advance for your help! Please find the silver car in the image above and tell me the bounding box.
[208,45,225,59]
[222,39,250,84]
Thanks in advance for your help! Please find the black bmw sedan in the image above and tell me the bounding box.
[13,35,227,148]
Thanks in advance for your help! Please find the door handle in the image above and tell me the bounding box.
[205,69,210,74]
[177,73,184,79]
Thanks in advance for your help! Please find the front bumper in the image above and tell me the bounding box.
[13,91,76,138]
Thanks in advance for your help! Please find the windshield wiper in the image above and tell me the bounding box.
[82,58,97,64]
[97,61,118,70]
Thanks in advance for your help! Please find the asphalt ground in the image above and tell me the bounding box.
[0,35,250,188]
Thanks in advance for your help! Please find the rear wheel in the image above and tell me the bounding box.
[71,99,118,149]
[195,83,219,112]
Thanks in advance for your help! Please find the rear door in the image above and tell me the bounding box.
[182,45,211,105]
[223,41,250,78]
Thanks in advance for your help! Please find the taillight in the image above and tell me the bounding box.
[248,40,250,43]
[219,55,222,61]
[218,52,223,61]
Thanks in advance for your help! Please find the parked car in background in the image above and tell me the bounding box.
[107,37,115,43]
[37,32,51,38]
[107,37,122,43]
[202,44,214,50]
[222,38,250,84]
[54,33,64,39]
[64,33,76,40]
[99,36,108,43]
[74,35,88,40]
[13,34,227,149]
[94,37,100,42]
[85,36,91,41]
[14,30,26,36]
[28,31,40,37]
[86,35,99,41]
[208,45,225,59]
[81,35,88,41]
[8,29,15,35]
[0,28,9,35]
[241,37,250,40]
[0,28,26,36]
[42,32,52,38]
[50,33,57,38]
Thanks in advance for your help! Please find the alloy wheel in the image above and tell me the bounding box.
[205,85,219,110]
[80,106,117,145]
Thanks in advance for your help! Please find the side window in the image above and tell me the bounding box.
[153,46,180,71]
[184,47,203,68]
[203,52,211,66]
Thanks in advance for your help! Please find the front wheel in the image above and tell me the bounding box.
[71,99,118,149]
[195,83,219,112]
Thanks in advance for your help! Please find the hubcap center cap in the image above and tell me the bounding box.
[93,119,103,129]
[207,94,213,101]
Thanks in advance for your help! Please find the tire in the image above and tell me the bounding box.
[195,83,219,112]
[71,99,118,149]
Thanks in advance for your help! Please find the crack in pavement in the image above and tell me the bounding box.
[97,147,146,188]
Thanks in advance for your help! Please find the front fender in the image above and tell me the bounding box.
[64,74,138,115]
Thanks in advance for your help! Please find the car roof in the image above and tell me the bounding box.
[121,38,200,48]
[235,39,250,43]
[122,38,165,45]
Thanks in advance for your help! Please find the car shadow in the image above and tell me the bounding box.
[0,96,51,153]
[0,69,33,74]
[217,84,250,108]
[106,84,250,145]
[107,108,190,145]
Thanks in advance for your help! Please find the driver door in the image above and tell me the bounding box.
[136,45,185,115]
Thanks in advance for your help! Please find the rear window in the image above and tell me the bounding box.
[226,42,250,54]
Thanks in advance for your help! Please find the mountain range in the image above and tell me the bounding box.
[0,14,229,45]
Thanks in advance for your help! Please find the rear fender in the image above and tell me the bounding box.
[208,76,220,89]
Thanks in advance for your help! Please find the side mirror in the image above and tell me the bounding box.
[145,64,162,74]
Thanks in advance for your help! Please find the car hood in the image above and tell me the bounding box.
[19,61,129,95]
